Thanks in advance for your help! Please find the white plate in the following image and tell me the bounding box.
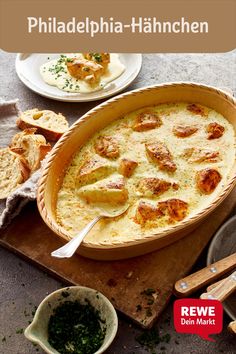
[207,215,236,321]
[15,53,142,102]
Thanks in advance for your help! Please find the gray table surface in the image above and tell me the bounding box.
[0,51,236,354]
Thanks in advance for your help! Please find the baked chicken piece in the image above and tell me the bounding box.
[78,176,128,204]
[196,168,222,194]
[118,158,138,177]
[133,111,162,132]
[207,122,225,139]
[137,177,172,197]
[66,58,104,84]
[158,198,189,222]
[94,136,120,159]
[135,201,163,225]
[173,125,198,137]
[77,157,115,186]
[182,147,220,163]
[83,53,110,70]
[145,141,177,172]
[187,103,207,117]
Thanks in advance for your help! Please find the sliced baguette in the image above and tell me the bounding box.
[10,128,51,173]
[16,109,69,141]
[0,147,30,199]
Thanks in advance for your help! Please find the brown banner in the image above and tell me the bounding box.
[0,0,235,53]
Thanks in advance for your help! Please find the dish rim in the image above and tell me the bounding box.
[15,53,142,102]
[37,81,236,250]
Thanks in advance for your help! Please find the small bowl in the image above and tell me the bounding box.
[24,286,118,354]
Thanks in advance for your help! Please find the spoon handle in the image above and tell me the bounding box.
[51,215,103,259]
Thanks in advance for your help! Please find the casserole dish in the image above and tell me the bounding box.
[37,83,236,260]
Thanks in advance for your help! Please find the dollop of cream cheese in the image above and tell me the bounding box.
[40,53,125,93]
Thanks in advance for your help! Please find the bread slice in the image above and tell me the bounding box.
[16,109,69,141]
[10,128,51,172]
[0,148,30,199]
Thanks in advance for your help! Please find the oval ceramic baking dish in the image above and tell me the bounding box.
[37,83,236,260]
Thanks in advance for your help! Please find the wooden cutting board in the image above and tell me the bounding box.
[1,187,236,328]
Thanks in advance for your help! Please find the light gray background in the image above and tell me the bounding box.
[0,51,236,354]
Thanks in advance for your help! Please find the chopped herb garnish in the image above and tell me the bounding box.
[146,308,153,317]
[135,327,171,350]
[61,291,70,298]
[31,306,37,316]
[48,300,106,354]
[147,298,154,305]
[136,304,142,312]
[161,333,171,343]
[16,328,24,334]
[23,309,30,317]
[136,328,160,348]
[92,53,102,62]
[141,288,156,296]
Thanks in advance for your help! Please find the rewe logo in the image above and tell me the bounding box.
[174,299,223,341]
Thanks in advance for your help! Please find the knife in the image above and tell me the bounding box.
[174,253,236,297]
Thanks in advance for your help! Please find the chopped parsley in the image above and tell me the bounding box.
[61,291,70,298]
[48,299,106,354]
[146,308,153,317]
[136,304,142,312]
[147,298,154,305]
[92,53,102,63]
[16,328,24,334]
[141,288,156,296]
[136,328,171,350]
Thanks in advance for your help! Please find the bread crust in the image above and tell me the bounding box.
[10,129,51,172]
[16,117,63,141]
[16,109,69,142]
[0,148,30,199]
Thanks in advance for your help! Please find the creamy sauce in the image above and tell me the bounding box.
[56,103,236,244]
[40,53,125,93]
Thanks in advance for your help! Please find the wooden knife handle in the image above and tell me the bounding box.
[200,271,236,301]
[207,278,224,291]
[174,253,236,297]
[228,321,236,334]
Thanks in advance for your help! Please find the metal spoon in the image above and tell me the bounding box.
[51,204,129,259]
